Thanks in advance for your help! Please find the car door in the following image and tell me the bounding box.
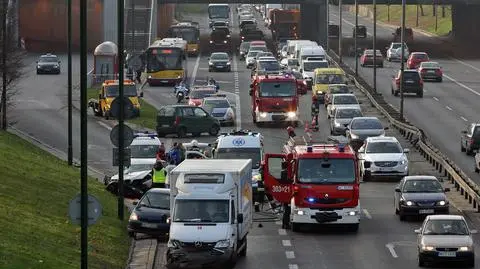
[463,123,475,148]
[394,179,405,210]
[327,96,335,117]
[193,107,211,132]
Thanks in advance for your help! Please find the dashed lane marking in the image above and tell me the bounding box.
[362,209,372,219]
[446,106,453,111]
[233,54,241,130]
[461,116,468,122]
[288,265,299,269]
[433,97,439,101]
[278,229,287,235]
[451,58,480,73]
[385,243,399,258]
[282,240,292,247]
[97,121,112,131]
[444,74,480,97]
[285,251,296,259]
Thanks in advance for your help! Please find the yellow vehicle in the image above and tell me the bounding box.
[145,38,187,86]
[166,22,200,56]
[312,67,348,99]
[88,80,142,119]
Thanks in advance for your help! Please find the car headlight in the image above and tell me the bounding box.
[167,239,181,248]
[54,64,59,68]
[129,212,138,221]
[436,200,447,206]
[148,75,152,79]
[316,90,323,95]
[227,62,231,65]
[209,62,213,65]
[223,40,228,44]
[459,246,472,251]
[334,121,341,127]
[421,245,435,251]
[259,112,267,118]
[405,201,413,206]
[226,111,234,119]
[209,40,213,44]
[37,65,41,68]
[215,239,230,248]
[294,209,304,215]
[287,111,296,118]
[399,158,408,165]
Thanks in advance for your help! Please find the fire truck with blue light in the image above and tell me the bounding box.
[261,132,362,232]
[249,73,299,126]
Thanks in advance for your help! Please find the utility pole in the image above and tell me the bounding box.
[354,0,358,76]
[400,0,406,121]
[67,0,73,165]
[1,0,8,130]
[117,0,125,220]
[373,0,377,93]
[338,0,343,62]
[79,0,88,267]
[131,0,135,55]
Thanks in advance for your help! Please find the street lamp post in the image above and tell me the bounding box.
[373,0,377,93]
[338,0,343,62]
[400,0,406,121]
[67,0,73,166]
[354,0,358,76]
[117,0,126,220]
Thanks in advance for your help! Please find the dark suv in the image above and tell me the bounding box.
[209,27,231,51]
[156,105,220,138]
[391,70,424,98]
[461,123,480,155]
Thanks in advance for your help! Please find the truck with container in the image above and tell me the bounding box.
[208,4,231,28]
[268,9,300,42]
[249,73,299,126]
[261,133,362,232]
[166,159,253,268]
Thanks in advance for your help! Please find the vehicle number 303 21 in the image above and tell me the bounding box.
[271,185,291,193]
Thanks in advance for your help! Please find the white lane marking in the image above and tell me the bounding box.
[282,240,292,247]
[285,251,296,259]
[385,243,398,258]
[445,106,453,111]
[461,116,468,122]
[433,97,439,101]
[191,54,201,84]
[288,264,299,269]
[443,74,480,96]
[275,220,282,225]
[451,58,480,73]
[278,229,287,235]
[233,55,241,130]
[362,209,372,219]
[97,121,112,130]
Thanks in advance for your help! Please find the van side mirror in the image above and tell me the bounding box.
[395,187,401,192]
[444,187,450,192]
[414,228,421,234]
[237,213,244,224]
[363,161,371,169]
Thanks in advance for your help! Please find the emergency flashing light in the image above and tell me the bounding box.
[338,144,346,152]
[306,146,313,152]
[134,132,158,138]
[307,197,315,203]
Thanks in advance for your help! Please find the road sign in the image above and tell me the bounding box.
[110,124,134,148]
[110,96,136,119]
[113,147,131,166]
[68,194,103,226]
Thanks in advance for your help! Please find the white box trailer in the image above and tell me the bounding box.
[166,159,253,268]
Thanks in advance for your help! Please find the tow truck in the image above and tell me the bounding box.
[88,79,142,119]
[249,73,299,126]
[261,132,362,232]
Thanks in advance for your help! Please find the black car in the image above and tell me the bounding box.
[209,27,231,50]
[461,123,480,155]
[242,30,264,42]
[238,41,250,59]
[128,188,171,238]
[156,105,220,138]
[391,70,423,97]
[36,53,61,74]
[208,52,231,72]
[352,25,367,38]
[394,176,450,221]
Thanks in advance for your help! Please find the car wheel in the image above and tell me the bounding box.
[466,148,474,155]
[475,165,479,173]
[239,238,247,257]
[394,89,399,97]
[437,77,443,82]
[395,203,399,215]
[387,57,391,62]
[291,222,301,232]
[128,231,136,240]
[417,91,423,98]
[466,258,475,268]
[349,223,359,232]
[209,125,220,136]
[418,255,425,267]
[177,127,187,138]
[399,213,406,221]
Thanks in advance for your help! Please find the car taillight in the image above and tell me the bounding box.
[420,79,424,86]
[436,69,442,75]
[174,116,180,125]
[420,69,426,73]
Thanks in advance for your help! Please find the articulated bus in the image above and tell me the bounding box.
[166,22,200,56]
[208,4,230,27]
[144,38,187,86]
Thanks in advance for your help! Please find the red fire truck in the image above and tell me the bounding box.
[261,134,361,232]
[249,73,299,126]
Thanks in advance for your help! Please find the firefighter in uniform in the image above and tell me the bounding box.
[311,95,320,129]
[151,161,167,188]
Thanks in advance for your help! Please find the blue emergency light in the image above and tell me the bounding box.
[306,146,313,152]
[337,144,346,152]
[307,197,315,203]
[134,132,157,138]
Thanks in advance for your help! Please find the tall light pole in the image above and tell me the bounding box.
[400,0,406,121]
[67,0,73,166]
[130,0,135,55]
[354,0,358,76]
[1,0,7,130]
[373,0,377,93]
[338,0,343,62]
[117,0,126,220]
[79,0,88,267]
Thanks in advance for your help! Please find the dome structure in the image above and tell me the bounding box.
[94,41,118,56]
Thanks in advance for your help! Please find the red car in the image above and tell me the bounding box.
[360,49,384,67]
[407,52,429,69]
[187,86,217,106]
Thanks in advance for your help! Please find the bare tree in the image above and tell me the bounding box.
[0,0,25,130]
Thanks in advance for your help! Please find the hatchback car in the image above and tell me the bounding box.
[386,42,409,62]
[407,52,430,69]
[394,176,449,220]
[416,215,476,267]
[330,107,363,135]
[346,116,387,142]
[360,49,384,68]
[238,41,250,60]
[128,188,170,239]
[418,61,443,82]
[324,84,351,107]
[352,25,367,38]
[460,123,480,155]
[326,93,361,119]
[208,52,231,72]
[187,86,217,106]
[156,105,220,138]
[245,50,262,68]
[201,95,235,126]
[36,53,61,74]
[391,69,424,97]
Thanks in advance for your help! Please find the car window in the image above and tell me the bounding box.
[423,219,469,235]
[211,53,229,60]
[39,56,58,63]
[194,108,207,117]
[336,109,362,119]
[139,192,170,210]
[333,95,358,105]
[351,118,383,129]
[366,141,402,153]
[402,179,443,193]
[182,107,194,117]
[402,72,420,80]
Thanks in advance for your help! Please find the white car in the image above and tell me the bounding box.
[109,159,154,183]
[386,42,410,62]
[327,93,361,119]
[357,136,409,181]
[245,50,262,68]
[129,133,162,165]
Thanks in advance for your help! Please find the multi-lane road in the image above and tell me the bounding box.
[330,6,480,184]
[9,5,480,269]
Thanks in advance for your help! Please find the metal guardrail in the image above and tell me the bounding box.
[326,50,480,212]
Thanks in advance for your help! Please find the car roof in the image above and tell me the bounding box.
[412,52,427,55]
[130,158,157,165]
[365,136,399,143]
[147,188,170,194]
[131,135,161,146]
[426,214,465,221]
[403,175,439,181]
[351,116,380,121]
[333,93,356,97]
[420,61,439,65]
[258,57,276,61]
[217,134,262,148]
[203,97,229,101]
[402,69,420,72]
[40,53,58,58]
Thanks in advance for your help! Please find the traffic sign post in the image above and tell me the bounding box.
[110,124,134,148]
[117,0,126,221]
[68,194,103,226]
[112,147,131,167]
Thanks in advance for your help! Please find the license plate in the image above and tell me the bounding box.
[419,209,434,214]
[378,167,393,171]
[406,80,414,83]
[161,80,169,83]
[161,124,169,127]
[141,223,157,228]
[438,251,456,257]
[428,70,435,73]
[217,66,224,68]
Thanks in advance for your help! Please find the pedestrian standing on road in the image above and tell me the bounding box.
[178,142,186,162]
[156,142,166,161]
[164,160,177,188]
[168,143,181,165]
[151,160,167,188]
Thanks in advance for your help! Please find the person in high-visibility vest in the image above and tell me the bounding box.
[151,161,167,188]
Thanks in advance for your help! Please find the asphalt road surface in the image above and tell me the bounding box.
[331,6,480,186]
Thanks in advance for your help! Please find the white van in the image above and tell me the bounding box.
[294,42,318,60]
[299,46,326,65]
[286,40,312,58]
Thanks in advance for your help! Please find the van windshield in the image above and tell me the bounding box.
[215,148,261,169]
[303,61,328,71]
[315,74,346,84]
[297,158,355,184]
[105,85,137,97]
[174,199,230,223]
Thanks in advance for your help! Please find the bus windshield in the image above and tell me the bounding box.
[315,73,346,84]
[168,27,199,42]
[104,84,137,97]
[208,5,230,19]
[146,48,183,72]
[297,158,355,184]
[259,82,296,97]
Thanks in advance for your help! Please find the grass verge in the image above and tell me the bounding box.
[87,88,157,130]
[363,5,452,36]
[0,131,130,269]
[175,4,208,19]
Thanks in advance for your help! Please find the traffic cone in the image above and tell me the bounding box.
[311,118,319,132]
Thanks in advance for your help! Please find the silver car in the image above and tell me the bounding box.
[416,215,476,267]
[326,93,362,119]
[346,116,387,142]
[201,96,235,126]
[330,107,363,135]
